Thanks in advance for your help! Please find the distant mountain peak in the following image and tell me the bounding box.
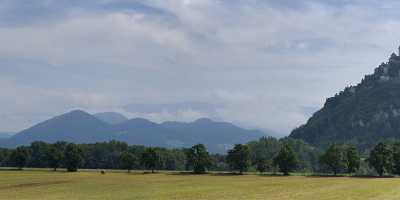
[57,109,94,120]
[94,112,128,125]
[68,109,90,115]
[194,118,214,123]
[1,110,268,153]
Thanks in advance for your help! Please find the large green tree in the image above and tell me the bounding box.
[273,144,298,175]
[11,146,30,170]
[186,144,212,174]
[226,144,250,174]
[46,145,63,171]
[392,142,400,175]
[64,143,83,172]
[29,141,50,168]
[120,151,137,173]
[345,146,360,174]
[319,144,346,175]
[141,148,160,173]
[368,142,392,176]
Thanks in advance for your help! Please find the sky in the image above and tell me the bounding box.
[1,0,400,136]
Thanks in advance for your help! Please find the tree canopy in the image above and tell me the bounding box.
[226,144,250,174]
[273,144,298,175]
[186,144,212,174]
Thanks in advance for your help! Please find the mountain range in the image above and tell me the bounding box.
[290,50,400,150]
[0,110,266,153]
[0,132,14,139]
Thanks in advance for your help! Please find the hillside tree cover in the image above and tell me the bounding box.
[290,53,400,151]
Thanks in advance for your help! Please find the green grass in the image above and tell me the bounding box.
[1,170,400,200]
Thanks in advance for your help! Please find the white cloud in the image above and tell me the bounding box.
[1,0,400,135]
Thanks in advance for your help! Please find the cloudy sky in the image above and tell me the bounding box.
[1,0,400,136]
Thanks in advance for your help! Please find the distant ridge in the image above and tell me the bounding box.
[5,110,113,147]
[0,132,14,139]
[1,110,267,153]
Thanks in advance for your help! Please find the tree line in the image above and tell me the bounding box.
[1,138,399,176]
[0,138,303,174]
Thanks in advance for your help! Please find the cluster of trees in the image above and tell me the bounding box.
[248,137,319,173]
[6,137,400,177]
[367,142,400,176]
[319,144,360,175]
[3,142,83,172]
[317,141,400,177]
[0,139,302,175]
[0,141,191,172]
[186,142,299,175]
[0,141,183,172]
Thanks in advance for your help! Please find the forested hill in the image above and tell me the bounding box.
[1,110,266,153]
[290,50,400,150]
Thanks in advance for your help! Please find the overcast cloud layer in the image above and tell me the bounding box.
[1,0,400,136]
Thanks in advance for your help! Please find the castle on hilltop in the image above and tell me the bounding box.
[379,46,400,81]
[389,46,400,62]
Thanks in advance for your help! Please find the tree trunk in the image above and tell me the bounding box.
[283,171,289,176]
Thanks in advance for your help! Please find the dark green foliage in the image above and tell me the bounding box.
[141,148,160,173]
[391,142,400,175]
[186,144,212,174]
[10,146,30,170]
[0,148,11,167]
[29,141,50,168]
[64,143,83,172]
[273,144,298,175]
[290,53,400,151]
[120,152,137,172]
[256,158,271,173]
[368,142,392,176]
[0,141,190,171]
[46,145,63,171]
[248,137,280,165]
[345,146,360,174]
[226,144,250,174]
[319,144,346,175]
[208,154,228,171]
[80,140,129,169]
[248,137,319,173]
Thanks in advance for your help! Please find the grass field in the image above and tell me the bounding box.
[1,170,400,200]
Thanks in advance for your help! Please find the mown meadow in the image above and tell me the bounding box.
[1,169,400,200]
